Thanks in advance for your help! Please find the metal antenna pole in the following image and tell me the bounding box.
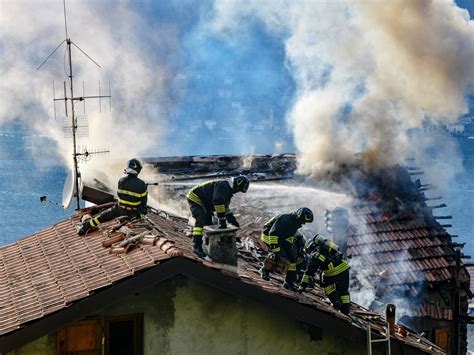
[67,38,81,210]
[63,0,68,39]
[62,0,81,210]
[38,0,111,211]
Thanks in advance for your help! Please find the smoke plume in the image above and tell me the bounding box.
[0,1,181,181]
[210,0,474,177]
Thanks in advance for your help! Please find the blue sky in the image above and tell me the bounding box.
[0,0,473,160]
[456,0,474,17]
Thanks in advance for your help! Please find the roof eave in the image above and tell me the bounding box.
[0,257,433,355]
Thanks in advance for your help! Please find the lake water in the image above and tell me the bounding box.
[0,121,473,256]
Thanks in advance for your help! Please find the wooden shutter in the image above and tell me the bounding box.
[434,327,449,351]
[57,318,102,355]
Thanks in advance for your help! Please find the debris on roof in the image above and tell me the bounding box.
[0,205,444,354]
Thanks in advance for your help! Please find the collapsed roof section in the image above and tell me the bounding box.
[140,154,470,321]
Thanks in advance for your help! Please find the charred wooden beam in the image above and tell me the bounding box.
[419,186,435,192]
[434,215,453,220]
[429,203,447,209]
[409,171,425,176]
[449,242,466,249]
[423,196,443,201]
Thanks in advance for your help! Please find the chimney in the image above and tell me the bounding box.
[386,304,396,335]
[202,225,238,265]
[324,207,350,255]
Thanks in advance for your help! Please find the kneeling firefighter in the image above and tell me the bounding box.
[299,235,351,315]
[186,176,250,258]
[259,207,314,291]
[77,158,148,235]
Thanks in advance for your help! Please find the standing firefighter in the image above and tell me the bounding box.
[77,158,148,235]
[186,176,250,258]
[299,235,351,315]
[260,207,314,291]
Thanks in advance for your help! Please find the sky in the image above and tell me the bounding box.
[0,0,473,184]
[1,0,474,318]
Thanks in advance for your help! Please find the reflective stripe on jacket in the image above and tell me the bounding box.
[117,174,148,214]
[186,179,233,218]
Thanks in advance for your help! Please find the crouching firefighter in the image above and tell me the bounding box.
[299,235,351,315]
[186,176,250,258]
[77,158,148,235]
[259,207,313,291]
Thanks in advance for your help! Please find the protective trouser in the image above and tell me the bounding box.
[188,200,213,257]
[261,234,297,289]
[321,269,350,315]
[295,254,308,283]
[78,204,135,235]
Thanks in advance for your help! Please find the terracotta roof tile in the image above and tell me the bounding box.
[346,202,465,290]
[0,203,444,354]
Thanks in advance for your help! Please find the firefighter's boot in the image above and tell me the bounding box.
[339,294,350,315]
[340,303,350,315]
[76,221,91,236]
[192,236,206,258]
[259,267,270,281]
[283,270,298,291]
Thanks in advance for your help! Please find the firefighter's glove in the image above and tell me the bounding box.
[219,218,227,229]
[226,213,239,227]
[298,283,308,293]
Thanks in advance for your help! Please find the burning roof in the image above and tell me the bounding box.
[0,205,444,354]
[144,154,470,322]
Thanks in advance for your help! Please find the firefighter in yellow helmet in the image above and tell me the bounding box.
[299,235,351,315]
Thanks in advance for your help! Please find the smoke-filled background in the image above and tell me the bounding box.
[1,0,473,165]
[1,0,474,348]
[0,0,473,257]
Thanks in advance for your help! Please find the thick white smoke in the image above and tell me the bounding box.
[210,0,474,177]
[208,0,474,324]
[0,1,180,182]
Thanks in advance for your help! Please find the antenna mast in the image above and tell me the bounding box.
[37,0,111,210]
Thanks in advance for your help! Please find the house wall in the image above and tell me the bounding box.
[5,333,56,355]
[8,276,382,355]
[99,276,369,355]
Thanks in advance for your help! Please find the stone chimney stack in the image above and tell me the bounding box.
[324,207,350,255]
[202,225,238,265]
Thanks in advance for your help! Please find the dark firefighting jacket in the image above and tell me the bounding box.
[303,240,349,283]
[261,213,303,253]
[186,180,234,219]
[117,174,148,215]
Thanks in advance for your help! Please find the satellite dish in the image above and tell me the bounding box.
[62,169,76,209]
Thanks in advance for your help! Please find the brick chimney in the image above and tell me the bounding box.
[202,225,238,265]
[324,207,350,255]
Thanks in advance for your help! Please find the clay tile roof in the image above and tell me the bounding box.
[0,206,443,354]
[347,202,468,288]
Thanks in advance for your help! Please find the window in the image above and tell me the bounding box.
[57,314,143,355]
[104,314,143,355]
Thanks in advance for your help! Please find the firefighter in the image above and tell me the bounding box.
[259,207,314,291]
[77,158,148,235]
[294,233,308,283]
[186,176,250,258]
[299,235,351,315]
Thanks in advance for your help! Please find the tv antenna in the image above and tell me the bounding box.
[37,0,110,210]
